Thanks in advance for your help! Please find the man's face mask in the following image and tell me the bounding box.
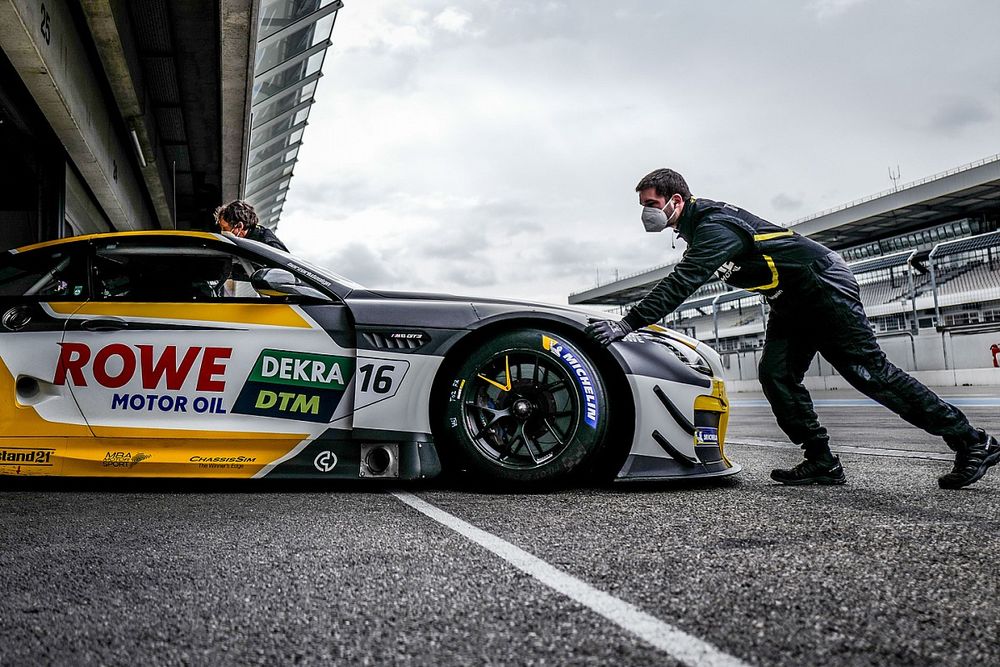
[641,197,676,233]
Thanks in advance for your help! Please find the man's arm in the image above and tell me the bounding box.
[621,222,749,330]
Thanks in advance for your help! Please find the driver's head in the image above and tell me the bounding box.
[214,200,258,237]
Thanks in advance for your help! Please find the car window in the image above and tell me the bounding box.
[0,246,89,299]
[90,239,310,303]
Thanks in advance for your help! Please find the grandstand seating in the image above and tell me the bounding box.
[938,260,1000,298]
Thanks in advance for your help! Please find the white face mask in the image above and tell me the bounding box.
[641,199,676,233]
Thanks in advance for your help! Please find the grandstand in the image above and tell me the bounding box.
[569,155,1000,388]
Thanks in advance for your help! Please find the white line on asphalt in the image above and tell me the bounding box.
[730,438,953,461]
[390,490,750,667]
[731,397,1000,407]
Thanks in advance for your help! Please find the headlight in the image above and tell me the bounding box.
[622,330,714,376]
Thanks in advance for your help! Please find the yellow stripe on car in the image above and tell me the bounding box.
[48,302,312,329]
[61,435,308,478]
[14,230,224,253]
[694,379,732,466]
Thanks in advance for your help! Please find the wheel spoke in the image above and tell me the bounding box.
[522,431,545,463]
[542,418,565,446]
[506,431,526,456]
[543,380,565,392]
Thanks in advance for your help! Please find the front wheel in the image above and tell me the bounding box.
[440,329,609,483]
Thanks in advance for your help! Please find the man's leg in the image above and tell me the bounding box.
[759,310,846,485]
[758,310,826,453]
[814,265,998,488]
[817,293,977,444]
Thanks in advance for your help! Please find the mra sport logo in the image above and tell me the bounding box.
[541,335,598,428]
[232,349,355,423]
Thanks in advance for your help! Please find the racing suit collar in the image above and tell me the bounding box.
[675,196,700,242]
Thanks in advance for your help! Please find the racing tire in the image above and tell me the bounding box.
[440,329,609,484]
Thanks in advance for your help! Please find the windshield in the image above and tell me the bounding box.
[235,236,366,291]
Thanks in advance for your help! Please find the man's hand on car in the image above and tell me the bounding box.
[585,319,633,346]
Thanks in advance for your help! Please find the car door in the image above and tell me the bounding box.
[0,242,92,476]
[60,235,357,478]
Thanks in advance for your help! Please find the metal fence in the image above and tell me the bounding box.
[665,230,1000,348]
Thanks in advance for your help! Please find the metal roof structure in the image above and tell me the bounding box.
[847,250,914,275]
[570,154,1000,307]
[789,154,1000,248]
[931,230,1000,258]
[243,0,341,230]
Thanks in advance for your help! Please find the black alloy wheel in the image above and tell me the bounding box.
[442,329,608,483]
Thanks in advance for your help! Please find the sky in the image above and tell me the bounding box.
[277,0,1000,306]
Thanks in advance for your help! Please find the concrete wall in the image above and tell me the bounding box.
[0,0,153,231]
[721,329,1000,392]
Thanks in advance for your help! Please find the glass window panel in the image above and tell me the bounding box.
[293,109,310,126]
[259,0,336,41]
[248,160,297,190]
[247,183,290,206]
[312,14,336,42]
[247,155,287,184]
[0,246,89,299]
[300,81,318,99]
[253,66,306,99]
[255,13,335,73]
[249,138,293,167]
[250,116,295,148]
[256,24,315,73]
[253,83,317,126]
[304,51,325,77]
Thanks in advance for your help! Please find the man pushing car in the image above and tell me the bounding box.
[586,168,998,489]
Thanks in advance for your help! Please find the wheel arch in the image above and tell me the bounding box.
[428,313,636,479]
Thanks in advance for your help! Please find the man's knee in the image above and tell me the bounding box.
[758,354,785,390]
[837,354,891,392]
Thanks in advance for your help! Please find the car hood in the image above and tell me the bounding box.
[344,288,605,329]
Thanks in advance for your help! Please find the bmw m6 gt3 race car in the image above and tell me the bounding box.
[0,231,740,484]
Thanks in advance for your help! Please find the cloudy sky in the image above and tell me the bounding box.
[278,0,1000,305]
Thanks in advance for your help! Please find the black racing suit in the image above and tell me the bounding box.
[246,225,289,252]
[622,197,980,456]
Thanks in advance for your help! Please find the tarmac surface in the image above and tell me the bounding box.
[1,387,998,666]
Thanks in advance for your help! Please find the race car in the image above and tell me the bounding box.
[0,231,740,484]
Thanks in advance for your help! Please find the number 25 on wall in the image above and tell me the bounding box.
[40,3,52,45]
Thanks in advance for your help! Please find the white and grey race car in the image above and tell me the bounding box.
[0,231,739,484]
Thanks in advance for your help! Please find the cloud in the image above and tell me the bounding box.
[809,0,869,19]
[316,241,399,287]
[279,0,1000,306]
[927,98,993,135]
[771,193,803,212]
[434,7,472,33]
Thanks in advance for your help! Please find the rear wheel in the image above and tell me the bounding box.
[441,329,609,483]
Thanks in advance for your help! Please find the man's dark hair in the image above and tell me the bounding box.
[635,169,691,199]
[214,199,258,230]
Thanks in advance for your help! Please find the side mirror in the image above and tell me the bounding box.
[250,268,329,300]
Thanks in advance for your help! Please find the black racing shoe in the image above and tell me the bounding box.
[770,456,846,486]
[938,432,1000,490]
